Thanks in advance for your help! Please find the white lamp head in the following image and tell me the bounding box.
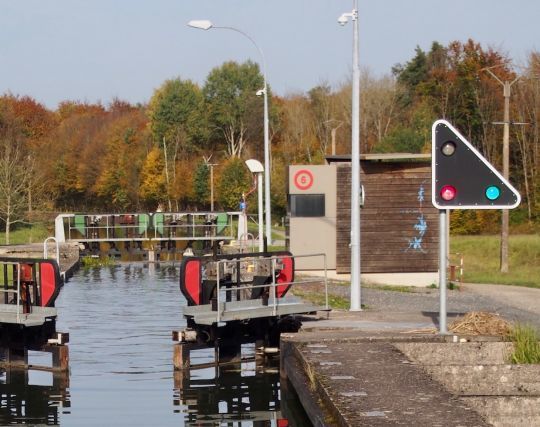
[245,159,264,173]
[187,20,213,30]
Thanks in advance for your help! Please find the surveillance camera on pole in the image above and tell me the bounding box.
[337,14,349,26]
[338,1,361,312]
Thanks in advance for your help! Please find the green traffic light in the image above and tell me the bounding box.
[485,185,501,201]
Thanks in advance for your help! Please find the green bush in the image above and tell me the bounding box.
[81,256,115,268]
[450,210,500,235]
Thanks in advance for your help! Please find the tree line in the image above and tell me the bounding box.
[0,39,539,242]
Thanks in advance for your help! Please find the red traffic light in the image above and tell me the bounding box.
[440,185,456,201]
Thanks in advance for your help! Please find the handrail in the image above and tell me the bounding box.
[214,253,328,321]
[0,261,22,323]
[43,236,60,265]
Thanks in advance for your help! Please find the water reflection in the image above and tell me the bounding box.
[0,263,309,426]
[174,358,285,426]
[173,357,311,426]
[0,369,70,425]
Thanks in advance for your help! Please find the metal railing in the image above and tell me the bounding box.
[214,253,328,322]
[43,236,60,264]
[0,262,23,323]
[56,212,242,243]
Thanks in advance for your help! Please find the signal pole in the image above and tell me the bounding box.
[432,120,521,334]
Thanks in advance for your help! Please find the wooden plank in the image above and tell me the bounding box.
[336,161,438,274]
[173,343,190,371]
[49,345,69,372]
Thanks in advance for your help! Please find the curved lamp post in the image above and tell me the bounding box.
[338,2,362,311]
[188,20,272,246]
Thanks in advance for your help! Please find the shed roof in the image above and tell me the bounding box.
[326,153,431,163]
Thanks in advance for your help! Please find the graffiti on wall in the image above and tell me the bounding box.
[405,183,428,253]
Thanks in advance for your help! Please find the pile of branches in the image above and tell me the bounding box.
[449,311,512,336]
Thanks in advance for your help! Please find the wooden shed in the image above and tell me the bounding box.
[288,154,439,274]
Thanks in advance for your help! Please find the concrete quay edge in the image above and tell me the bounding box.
[280,330,493,426]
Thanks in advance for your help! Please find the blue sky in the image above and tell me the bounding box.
[0,0,538,108]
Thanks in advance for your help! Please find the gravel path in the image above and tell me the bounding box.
[298,278,540,329]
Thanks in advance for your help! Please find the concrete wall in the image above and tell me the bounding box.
[289,165,337,269]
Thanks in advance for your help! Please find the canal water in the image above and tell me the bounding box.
[0,263,310,426]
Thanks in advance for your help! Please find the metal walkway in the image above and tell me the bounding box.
[183,296,323,326]
[54,211,242,243]
[0,304,57,327]
[180,253,330,326]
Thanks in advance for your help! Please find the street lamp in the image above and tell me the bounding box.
[245,159,264,252]
[338,1,362,311]
[202,155,217,211]
[188,19,272,246]
[323,119,343,155]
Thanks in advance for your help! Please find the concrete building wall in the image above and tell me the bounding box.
[288,165,337,269]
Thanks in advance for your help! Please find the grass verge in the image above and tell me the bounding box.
[291,288,349,310]
[364,284,414,293]
[0,223,51,245]
[451,234,540,288]
[508,324,540,364]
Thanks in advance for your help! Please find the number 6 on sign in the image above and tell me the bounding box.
[293,169,314,190]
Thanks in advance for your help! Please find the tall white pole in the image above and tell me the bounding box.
[258,172,264,252]
[210,164,214,211]
[263,83,271,247]
[350,0,362,311]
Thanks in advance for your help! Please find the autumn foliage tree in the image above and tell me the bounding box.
[217,158,250,211]
[192,161,210,208]
[0,103,34,243]
[0,40,538,232]
[138,146,167,209]
[93,108,149,210]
